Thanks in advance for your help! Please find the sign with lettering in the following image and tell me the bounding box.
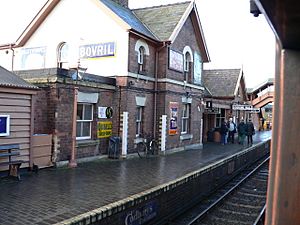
[169,49,183,72]
[0,115,10,136]
[21,46,46,69]
[232,104,253,111]
[98,107,114,119]
[124,201,158,225]
[79,42,115,59]
[97,121,112,138]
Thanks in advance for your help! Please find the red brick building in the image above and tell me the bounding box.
[0,0,209,164]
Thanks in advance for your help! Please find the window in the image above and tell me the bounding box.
[181,104,190,134]
[184,52,191,81]
[138,46,145,73]
[136,106,143,137]
[76,103,93,140]
[57,42,69,68]
[216,108,226,127]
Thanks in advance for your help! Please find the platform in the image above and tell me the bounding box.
[0,131,271,225]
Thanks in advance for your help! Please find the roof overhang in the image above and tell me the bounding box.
[254,0,300,50]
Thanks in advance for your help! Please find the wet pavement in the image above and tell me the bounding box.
[0,131,271,225]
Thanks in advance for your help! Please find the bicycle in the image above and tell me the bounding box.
[136,134,159,158]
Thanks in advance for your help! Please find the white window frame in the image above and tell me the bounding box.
[181,104,190,134]
[57,42,69,68]
[215,108,226,128]
[138,46,145,72]
[136,106,143,137]
[0,115,10,137]
[76,103,93,140]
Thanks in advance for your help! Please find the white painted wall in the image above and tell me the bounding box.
[0,0,129,76]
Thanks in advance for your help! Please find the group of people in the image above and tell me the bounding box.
[220,117,255,146]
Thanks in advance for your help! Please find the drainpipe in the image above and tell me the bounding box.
[154,42,169,138]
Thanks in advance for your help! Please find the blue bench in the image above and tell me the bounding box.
[0,144,23,180]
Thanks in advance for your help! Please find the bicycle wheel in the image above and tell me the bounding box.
[149,140,158,155]
[137,142,147,158]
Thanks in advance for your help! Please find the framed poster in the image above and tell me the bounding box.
[0,115,10,137]
[194,52,202,84]
[169,49,183,72]
[169,102,178,135]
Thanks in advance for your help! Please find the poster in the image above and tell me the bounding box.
[97,121,112,138]
[194,52,202,84]
[169,102,178,135]
[169,49,183,72]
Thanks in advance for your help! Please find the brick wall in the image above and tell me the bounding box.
[167,16,202,83]
[128,34,156,77]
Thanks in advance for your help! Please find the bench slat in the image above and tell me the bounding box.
[0,144,20,151]
[0,152,20,157]
[0,160,25,166]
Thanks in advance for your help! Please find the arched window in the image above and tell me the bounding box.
[135,39,149,74]
[184,52,191,81]
[138,46,145,73]
[183,46,193,82]
[57,42,69,68]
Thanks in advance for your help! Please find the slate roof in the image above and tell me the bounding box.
[0,66,38,89]
[100,0,157,40]
[202,69,241,97]
[133,2,191,41]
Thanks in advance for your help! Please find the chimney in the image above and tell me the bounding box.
[112,0,128,8]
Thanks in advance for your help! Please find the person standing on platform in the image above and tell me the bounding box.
[227,117,236,144]
[220,120,229,145]
[237,119,247,146]
[246,118,255,146]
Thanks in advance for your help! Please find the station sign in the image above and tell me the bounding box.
[232,104,253,111]
[249,108,260,113]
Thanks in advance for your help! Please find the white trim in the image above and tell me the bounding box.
[234,69,243,96]
[169,2,194,41]
[158,78,205,90]
[183,46,194,62]
[135,39,150,55]
[126,72,205,90]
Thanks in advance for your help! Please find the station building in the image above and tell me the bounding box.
[0,0,210,164]
[202,68,249,142]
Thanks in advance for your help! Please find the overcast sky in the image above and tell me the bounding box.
[0,0,275,88]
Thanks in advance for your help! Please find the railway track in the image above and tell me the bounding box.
[168,156,269,225]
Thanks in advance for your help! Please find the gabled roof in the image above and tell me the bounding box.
[133,2,191,41]
[0,66,38,90]
[202,69,243,97]
[100,0,157,40]
[0,0,209,62]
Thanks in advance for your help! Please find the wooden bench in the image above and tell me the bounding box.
[0,144,23,180]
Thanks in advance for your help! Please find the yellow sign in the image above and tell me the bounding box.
[97,121,112,138]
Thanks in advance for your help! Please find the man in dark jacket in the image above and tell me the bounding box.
[237,119,247,146]
[220,120,229,145]
[246,119,255,146]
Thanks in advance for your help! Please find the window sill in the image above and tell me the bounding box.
[180,134,193,141]
[76,139,99,147]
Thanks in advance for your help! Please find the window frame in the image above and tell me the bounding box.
[57,42,69,68]
[215,108,226,128]
[76,103,93,140]
[136,106,143,137]
[138,46,145,73]
[181,103,190,134]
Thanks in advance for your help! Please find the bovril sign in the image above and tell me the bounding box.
[79,42,115,59]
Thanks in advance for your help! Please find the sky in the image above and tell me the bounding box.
[0,0,275,88]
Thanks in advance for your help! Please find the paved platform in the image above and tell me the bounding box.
[0,131,271,225]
